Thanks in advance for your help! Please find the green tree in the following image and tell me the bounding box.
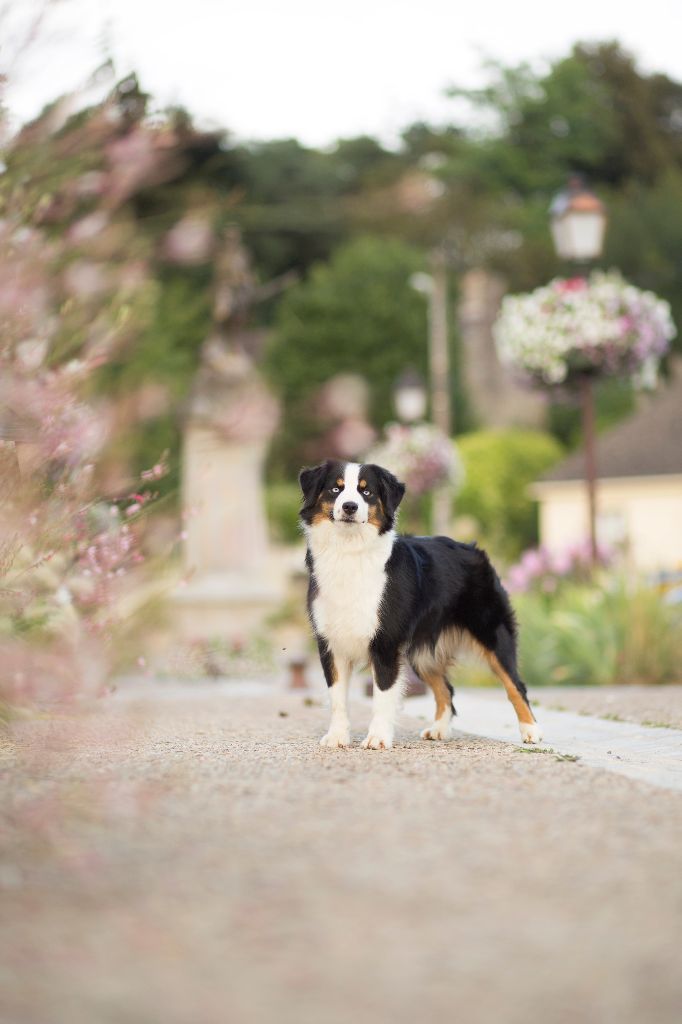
[450,42,682,194]
[264,237,432,475]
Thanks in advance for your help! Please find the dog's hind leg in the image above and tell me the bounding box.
[419,671,455,741]
[479,626,542,744]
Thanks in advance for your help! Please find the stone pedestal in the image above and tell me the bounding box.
[169,227,286,644]
[171,334,282,642]
[173,425,282,641]
[183,427,269,578]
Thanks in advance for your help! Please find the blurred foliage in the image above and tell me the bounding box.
[515,580,682,687]
[265,483,302,545]
[264,237,437,475]
[4,40,682,518]
[99,270,212,492]
[161,633,276,679]
[448,42,682,193]
[0,75,231,495]
[547,376,636,449]
[456,430,564,559]
[0,71,190,704]
[604,172,682,345]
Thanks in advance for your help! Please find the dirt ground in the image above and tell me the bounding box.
[1,685,682,1024]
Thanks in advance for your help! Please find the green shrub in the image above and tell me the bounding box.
[515,579,682,687]
[264,237,432,475]
[455,429,564,559]
[266,483,302,544]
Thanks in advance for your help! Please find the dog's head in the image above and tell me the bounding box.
[299,460,405,535]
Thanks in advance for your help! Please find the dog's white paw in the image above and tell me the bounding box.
[361,733,392,750]
[520,722,542,744]
[420,719,453,741]
[361,720,393,750]
[320,727,350,749]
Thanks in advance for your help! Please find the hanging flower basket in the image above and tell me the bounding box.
[494,270,675,388]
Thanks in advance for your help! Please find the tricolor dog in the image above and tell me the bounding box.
[299,459,541,750]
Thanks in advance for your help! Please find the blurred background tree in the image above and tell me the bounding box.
[264,236,429,475]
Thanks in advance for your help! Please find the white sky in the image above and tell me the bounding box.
[2,0,681,147]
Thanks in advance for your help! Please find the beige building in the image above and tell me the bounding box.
[532,367,682,572]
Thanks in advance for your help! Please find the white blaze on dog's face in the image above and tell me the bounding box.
[333,462,368,524]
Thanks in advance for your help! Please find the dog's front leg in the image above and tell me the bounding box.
[317,639,352,748]
[362,642,405,750]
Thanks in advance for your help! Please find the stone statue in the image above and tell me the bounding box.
[174,226,282,639]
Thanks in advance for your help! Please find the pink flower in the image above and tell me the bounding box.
[557,277,587,292]
[68,212,108,244]
[63,260,109,299]
[163,216,214,264]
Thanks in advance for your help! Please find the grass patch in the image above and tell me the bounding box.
[516,577,682,687]
[516,745,581,763]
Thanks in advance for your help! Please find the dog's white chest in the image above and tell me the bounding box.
[308,524,394,663]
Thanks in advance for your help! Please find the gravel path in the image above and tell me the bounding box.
[2,684,682,1024]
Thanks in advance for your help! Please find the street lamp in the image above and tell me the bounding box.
[549,175,607,564]
[409,254,452,534]
[550,175,607,263]
[394,368,427,423]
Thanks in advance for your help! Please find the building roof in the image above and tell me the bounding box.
[541,363,682,483]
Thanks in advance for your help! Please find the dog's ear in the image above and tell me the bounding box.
[299,462,329,513]
[370,465,406,521]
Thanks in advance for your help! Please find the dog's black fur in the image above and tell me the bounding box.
[378,534,525,695]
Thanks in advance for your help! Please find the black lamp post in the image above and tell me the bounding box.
[409,259,452,534]
[549,176,607,564]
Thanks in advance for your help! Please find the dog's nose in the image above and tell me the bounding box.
[342,501,358,515]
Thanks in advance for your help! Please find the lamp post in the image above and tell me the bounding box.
[550,176,607,263]
[410,252,452,534]
[394,368,427,424]
[549,175,607,564]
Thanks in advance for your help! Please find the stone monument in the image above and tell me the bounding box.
[172,227,282,640]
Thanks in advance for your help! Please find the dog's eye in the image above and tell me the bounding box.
[331,486,340,493]
[363,489,371,496]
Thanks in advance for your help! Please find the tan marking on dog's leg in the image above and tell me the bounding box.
[420,671,454,741]
[480,649,542,743]
[431,673,453,720]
